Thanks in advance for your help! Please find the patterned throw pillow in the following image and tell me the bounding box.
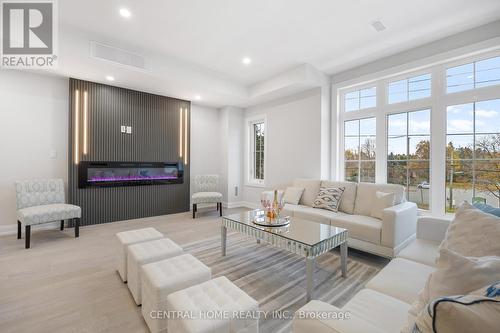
[312,186,345,212]
[411,281,500,333]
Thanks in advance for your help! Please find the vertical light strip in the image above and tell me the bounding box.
[184,108,188,165]
[74,90,80,164]
[83,91,88,155]
[179,108,183,158]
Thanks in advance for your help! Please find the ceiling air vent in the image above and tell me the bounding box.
[90,41,150,71]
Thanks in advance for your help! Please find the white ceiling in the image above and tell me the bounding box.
[54,0,500,107]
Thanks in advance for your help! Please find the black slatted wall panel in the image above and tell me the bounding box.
[68,79,190,226]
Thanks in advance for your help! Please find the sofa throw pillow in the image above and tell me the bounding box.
[312,186,345,212]
[293,179,321,206]
[370,191,395,219]
[282,187,304,205]
[408,248,500,320]
[321,180,357,214]
[412,281,500,333]
[439,202,500,257]
[473,202,500,217]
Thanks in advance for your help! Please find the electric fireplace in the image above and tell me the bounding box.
[78,161,183,188]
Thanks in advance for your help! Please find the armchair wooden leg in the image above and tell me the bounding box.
[193,204,197,219]
[74,218,80,238]
[219,202,223,217]
[216,203,219,211]
[60,220,64,231]
[17,221,21,239]
[25,225,31,249]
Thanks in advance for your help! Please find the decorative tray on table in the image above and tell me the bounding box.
[252,215,291,227]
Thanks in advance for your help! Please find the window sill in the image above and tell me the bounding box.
[417,208,434,216]
[245,182,266,188]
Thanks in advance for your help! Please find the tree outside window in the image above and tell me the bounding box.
[253,122,265,181]
[446,99,500,212]
[387,109,431,209]
[344,118,376,183]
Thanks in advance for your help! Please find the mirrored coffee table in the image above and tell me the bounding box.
[221,210,348,302]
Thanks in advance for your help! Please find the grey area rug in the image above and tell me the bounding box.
[183,232,382,333]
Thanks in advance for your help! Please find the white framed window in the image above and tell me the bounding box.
[344,87,376,112]
[335,48,500,216]
[247,116,266,185]
[446,55,500,93]
[387,109,431,209]
[388,74,431,104]
[344,117,376,182]
[445,99,500,212]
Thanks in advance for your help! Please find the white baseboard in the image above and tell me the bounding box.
[0,225,16,236]
[226,201,244,209]
[0,222,60,237]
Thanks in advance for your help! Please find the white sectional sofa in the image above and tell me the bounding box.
[282,179,418,258]
[292,216,451,333]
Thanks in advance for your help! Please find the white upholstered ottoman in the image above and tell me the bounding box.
[127,238,183,305]
[141,253,212,333]
[115,227,163,282]
[167,276,259,333]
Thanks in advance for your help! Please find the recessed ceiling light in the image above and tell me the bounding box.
[195,95,201,100]
[371,20,386,32]
[119,8,131,18]
[242,57,252,65]
[106,75,115,81]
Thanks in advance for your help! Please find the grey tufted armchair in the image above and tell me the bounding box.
[15,179,81,248]
[192,175,223,218]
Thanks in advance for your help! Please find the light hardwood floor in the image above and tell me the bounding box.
[0,207,247,333]
[0,207,386,333]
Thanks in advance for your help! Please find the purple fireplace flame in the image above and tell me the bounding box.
[87,165,179,183]
[89,175,178,182]
[79,162,183,188]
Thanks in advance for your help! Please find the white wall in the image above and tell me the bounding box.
[0,71,69,230]
[193,93,322,208]
[242,88,322,204]
[0,70,323,229]
[0,75,225,230]
[219,107,244,207]
[191,105,244,208]
[189,104,222,201]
